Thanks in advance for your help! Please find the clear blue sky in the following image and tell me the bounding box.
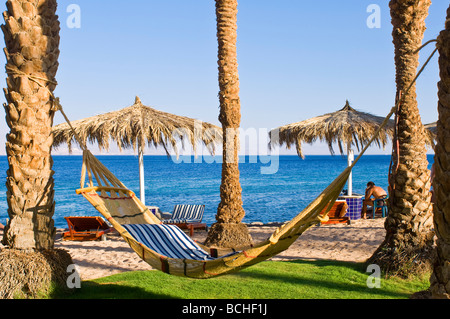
[0,0,448,156]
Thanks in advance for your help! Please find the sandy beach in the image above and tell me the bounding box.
[0,218,386,281]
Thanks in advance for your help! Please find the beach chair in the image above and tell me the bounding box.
[319,200,350,225]
[63,216,114,241]
[163,204,207,236]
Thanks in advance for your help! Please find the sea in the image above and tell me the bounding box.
[0,154,435,229]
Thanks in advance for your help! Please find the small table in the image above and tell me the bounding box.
[338,195,363,220]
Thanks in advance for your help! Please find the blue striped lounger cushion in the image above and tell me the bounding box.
[163,204,205,224]
[163,218,199,224]
[123,224,214,261]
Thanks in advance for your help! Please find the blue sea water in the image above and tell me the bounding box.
[0,154,434,229]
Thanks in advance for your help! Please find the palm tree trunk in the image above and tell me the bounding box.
[2,0,60,250]
[204,0,252,248]
[429,6,450,299]
[367,0,434,277]
[0,0,74,299]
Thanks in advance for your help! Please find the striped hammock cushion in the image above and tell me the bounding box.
[123,224,214,261]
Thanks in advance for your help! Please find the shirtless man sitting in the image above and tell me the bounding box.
[361,181,387,219]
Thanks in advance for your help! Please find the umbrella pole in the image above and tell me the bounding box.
[347,146,354,196]
[138,144,145,206]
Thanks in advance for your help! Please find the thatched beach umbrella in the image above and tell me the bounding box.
[270,100,396,196]
[53,96,222,205]
[424,122,437,149]
[425,122,437,133]
[271,101,437,195]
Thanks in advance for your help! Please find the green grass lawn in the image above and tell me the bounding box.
[60,260,430,299]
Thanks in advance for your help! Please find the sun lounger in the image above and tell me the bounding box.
[63,216,114,241]
[163,204,208,236]
[319,200,350,225]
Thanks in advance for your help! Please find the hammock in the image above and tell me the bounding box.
[70,85,403,278]
[77,149,356,278]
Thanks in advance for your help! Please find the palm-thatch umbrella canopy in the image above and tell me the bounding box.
[270,100,437,195]
[424,122,437,135]
[53,96,222,205]
[423,122,438,151]
[270,100,397,196]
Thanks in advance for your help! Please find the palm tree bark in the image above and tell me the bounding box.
[2,0,60,250]
[204,0,252,248]
[367,0,434,277]
[429,6,450,299]
[0,0,74,299]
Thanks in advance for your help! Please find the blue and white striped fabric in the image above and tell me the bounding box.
[163,204,205,224]
[123,224,214,261]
